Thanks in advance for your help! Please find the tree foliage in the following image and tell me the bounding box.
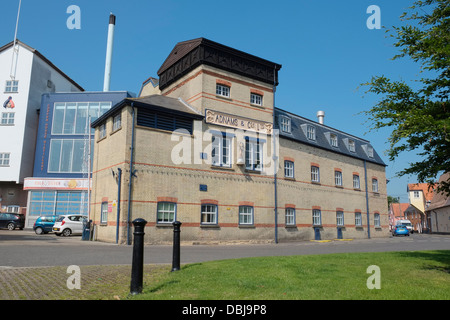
[362,0,450,196]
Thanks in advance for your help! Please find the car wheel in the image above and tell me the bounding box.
[7,223,15,231]
[62,229,72,237]
[35,227,44,235]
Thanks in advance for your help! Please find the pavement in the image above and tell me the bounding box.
[1,230,449,300]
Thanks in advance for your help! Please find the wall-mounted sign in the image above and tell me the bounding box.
[24,178,91,190]
[205,109,273,134]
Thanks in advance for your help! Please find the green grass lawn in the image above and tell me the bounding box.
[130,250,450,300]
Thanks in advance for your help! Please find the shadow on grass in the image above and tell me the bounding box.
[396,250,450,273]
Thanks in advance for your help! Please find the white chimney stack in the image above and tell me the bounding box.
[103,13,116,92]
[317,110,325,124]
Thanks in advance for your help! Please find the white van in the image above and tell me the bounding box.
[396,219,413,234]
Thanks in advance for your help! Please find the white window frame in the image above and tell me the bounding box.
[101,202,108,224]
[372,178,379,193]
[157,202,176,224]
[285,207,296,226]
[245,138,263,172]
[239,206,254,225]
[216,84,230,98]
[353,174,360,189]
[0,153,10,166]
[367,146,374,158]
[311,166,320,183]
[348,139,356,152]
[307,125,316,141]
[330,134,338,147]
[99,123,107,139]
[312,209,322,226]
[5,80,18,93]
[6,205,19,213]
[113,113,121,131]
[201,204,218,225]
[1,112,15,125]
[48,139,92,173]
[250,93,262,106]
[374,213,381,227]
[336,211,344,226]
[280,116,291,133]
[211,132,232,168]
[355,212,362,226]
[284,160,294,178]
[335,170,343,186]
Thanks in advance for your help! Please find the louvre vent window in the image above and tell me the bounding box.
[137,109,193,134]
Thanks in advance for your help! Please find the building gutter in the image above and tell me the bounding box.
[116,168,122,244]
[273,68,278,244]
[127,103,136,245]
[364,160,371,239]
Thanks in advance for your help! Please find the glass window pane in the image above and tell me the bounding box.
[72,140,85,172]
[48,140,62,172]
[52,104,65,134]
[75,103,88,134]
[100,102,111,116]
[60,140,74,172]
[63,103,76,134]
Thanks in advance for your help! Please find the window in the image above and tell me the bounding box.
[372,178,379,193]
[137,108,194,134]
[1,112,14,125]
[311,166,320,183]
[330,134,338,147]
[101,202,108,224]
[113,113,121,131]
[201,204,218,225]
[211,132,232,167]
[245,138,263,171]
[374,213,381,227]
[367,146,374,158]
[336,211,344,226]
[48,139,94,173]
[5,80,18,93]
[355,212,362,226]
[348,139,356,152]
[335,170,343,186]
[28,191,88,216]
[99,123,107,139]
[413,191,420,198]
[6,206,19,213]
[353,174,360,189]
[312,209,321,226]
[307,125,316,140]
[0,153,10,166]
[285,208,296,226]
[216,84,230,98]
[157,202,176,223]
[239,206,253,225]
[250,93,262,106]
[52,102,111,135]
[280,116,291,133]
[284,161,294,178]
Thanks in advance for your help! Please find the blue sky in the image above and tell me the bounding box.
[1,0,427,202]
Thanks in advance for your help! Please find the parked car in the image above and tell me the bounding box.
[53,215,87,237]
[33,216,57,234]
[392,225,410,237]
[396,219,413,234]
[0,213,25,230]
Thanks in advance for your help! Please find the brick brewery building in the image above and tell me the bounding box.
[90,38,389,244]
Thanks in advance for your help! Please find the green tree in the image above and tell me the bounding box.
[362,0,450,196]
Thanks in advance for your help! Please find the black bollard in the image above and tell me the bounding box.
[171,221,182,272]
[130,218,147,295]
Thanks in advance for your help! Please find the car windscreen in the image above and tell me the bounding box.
[56,217,65,222]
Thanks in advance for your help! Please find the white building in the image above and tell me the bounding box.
[0,39,83,214]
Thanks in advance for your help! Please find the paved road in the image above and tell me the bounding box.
[1,230,449,268]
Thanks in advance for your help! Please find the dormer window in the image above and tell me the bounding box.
[307,125,316,141]
[330,134,338,147]
[348,139,355,152]
[280,116,291,133]
[367,146,374,158]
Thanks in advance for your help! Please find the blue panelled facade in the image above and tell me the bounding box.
[24,91,133,227]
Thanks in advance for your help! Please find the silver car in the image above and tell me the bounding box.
[53,215,88,237]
